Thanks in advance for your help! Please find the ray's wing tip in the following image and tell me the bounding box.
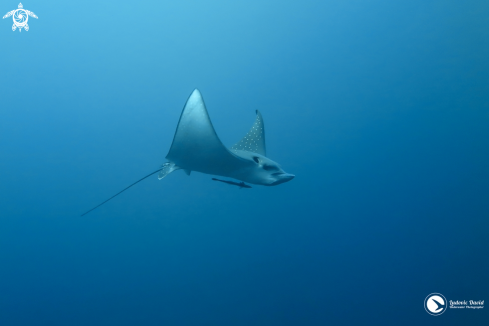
[190,88,202,98]
[186,89,204,106]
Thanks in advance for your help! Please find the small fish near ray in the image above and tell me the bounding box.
[212,178,252,189]
[81,89,294,216]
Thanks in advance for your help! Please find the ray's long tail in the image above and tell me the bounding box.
[81,168,162,216]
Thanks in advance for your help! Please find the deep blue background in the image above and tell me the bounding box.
[0,0,488,325]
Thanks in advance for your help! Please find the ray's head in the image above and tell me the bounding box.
[232,150,295,186]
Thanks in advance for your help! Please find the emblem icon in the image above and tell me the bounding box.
[424,293,448,316]
[3,3,37,32]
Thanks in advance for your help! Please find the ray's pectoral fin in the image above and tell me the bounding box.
[231,110,266,156]
[165,89,247,176]
[158,162,181,180]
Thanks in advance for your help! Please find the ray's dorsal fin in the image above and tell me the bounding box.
[231,110,266,156]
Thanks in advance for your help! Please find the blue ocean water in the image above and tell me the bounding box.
[0,0,488,325]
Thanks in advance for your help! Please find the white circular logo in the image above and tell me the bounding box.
[13,9,28,27]
[424,293,448,316]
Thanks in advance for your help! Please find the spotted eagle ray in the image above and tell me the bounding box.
[81,89,294,216]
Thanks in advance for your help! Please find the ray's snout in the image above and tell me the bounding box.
[269,173,295,186]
